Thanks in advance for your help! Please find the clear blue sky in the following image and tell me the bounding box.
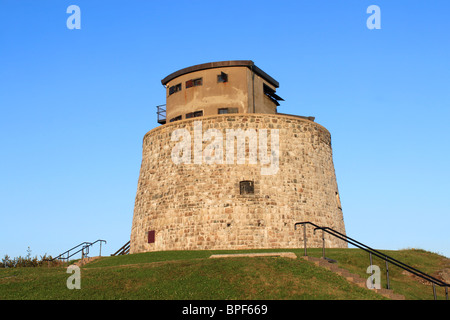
[1,0,449,259]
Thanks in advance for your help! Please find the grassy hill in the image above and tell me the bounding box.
[0,248,448,300]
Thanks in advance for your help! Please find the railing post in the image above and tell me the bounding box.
[432,283,437,300]
[385,258,390,290]
[322,229,325,259]
[303,224,307,257]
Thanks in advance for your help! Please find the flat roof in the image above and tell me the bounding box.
[161,60,279,88]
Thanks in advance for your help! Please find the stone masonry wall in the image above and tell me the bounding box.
[130,113,346,253]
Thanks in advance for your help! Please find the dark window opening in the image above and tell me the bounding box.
[218,108,238,114]
[147,230,155,244]
[217,72,228,83]
[240,180,254,195]
[263,83,284,106]
[186,78,203,88]
[186,110,203,119]
[169,83,182,95]
[170,115,182,122]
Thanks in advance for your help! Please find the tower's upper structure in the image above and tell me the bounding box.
[158,60,284,124]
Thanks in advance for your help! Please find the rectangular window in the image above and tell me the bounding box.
[217,72,228,83]
[186,110,203,119]
[193,78,202,86]
[147,230,155,244]
[169,115,182,122]
[240,181,254,195]
[169,83,182,95]
[218,108,238,114]
[185,79,193,88]
[186,78,202,88]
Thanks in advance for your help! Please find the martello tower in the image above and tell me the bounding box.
[130,61,346,253]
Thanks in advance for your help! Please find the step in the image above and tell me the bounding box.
[337,271,359,282]
[374,288,405,300]
[353,278,368,288]
[209,252,298,259]
[388,293,406,300]
[73,256,100,267]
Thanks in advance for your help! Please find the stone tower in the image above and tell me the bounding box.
[130,60,346,253]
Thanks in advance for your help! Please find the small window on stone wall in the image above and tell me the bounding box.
[147,230,155,243]
[240,181,254,195]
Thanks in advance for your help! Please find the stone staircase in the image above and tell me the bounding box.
[302,256,405,300]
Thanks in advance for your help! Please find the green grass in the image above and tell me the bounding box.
[0,248,448,300]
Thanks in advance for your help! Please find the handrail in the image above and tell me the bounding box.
[89,239,107,257]
[319,226,447,287]
[111,241,130,256]
[50,239,107,262]
[295,221,449,300]
[58,244,90,261]
[50,242,92,261]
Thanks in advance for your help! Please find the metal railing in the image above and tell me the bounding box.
[294,221,449,300]
[111,241,130,256]
[157,104,166,124]
[50,240,107,263]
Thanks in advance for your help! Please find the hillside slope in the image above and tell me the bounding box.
[0,248,448,300]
